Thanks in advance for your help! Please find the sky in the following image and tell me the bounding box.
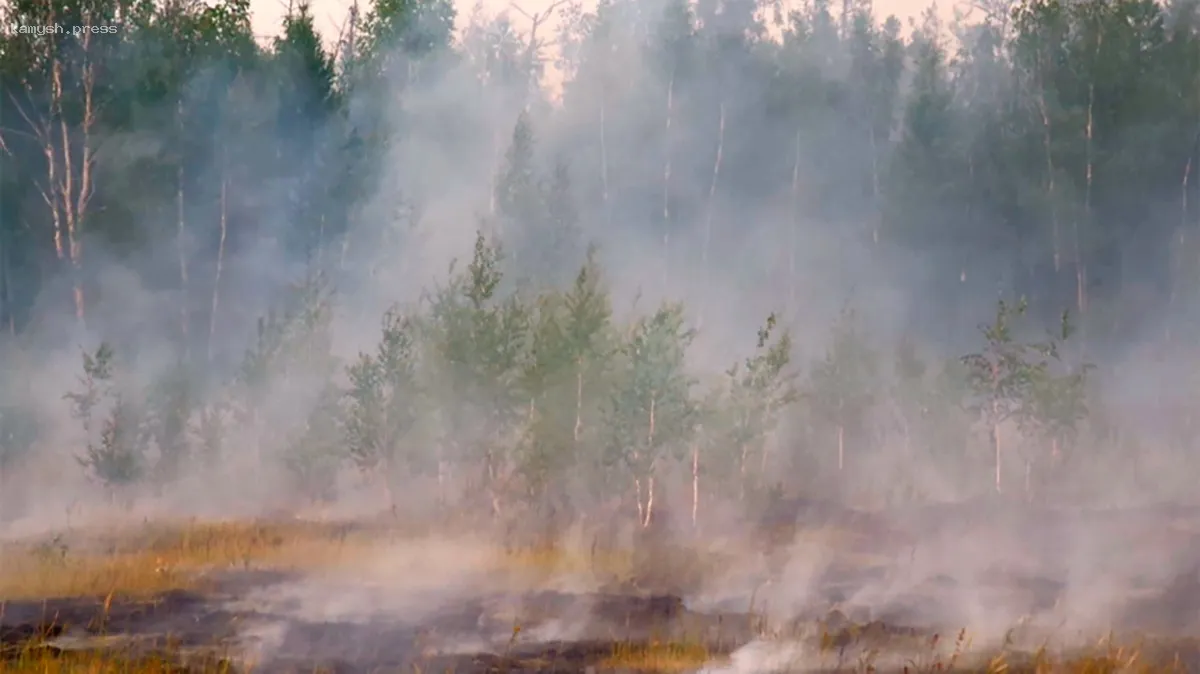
[247,0,952,53]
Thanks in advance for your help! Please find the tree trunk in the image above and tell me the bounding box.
[574,359,584,442]
[486,442,503,519]
[993,420,1002,494]
[738,438,749,502]
[0,223,11,336]
[209,169,228,364]
[12,6,98,326]
[869,124,881,246]
[700,100,725,330]
[437,452,447,511]
[1078,33,1101,325]
[643,396,657,529]
[634,475,644,524]
[177,105,190,359]
[760,400,775,478]
[1172,128,1200,343]
[1173,155,1191,342]
[1024,456,1032,501]
[991,359,1003,494]
[489,125,500,219]
[691,443,699,530]
[382,472,398,518]
[1037,85,1060,274]
[599,95,610,225]
[62,25,95,325]
[788,128,801,318]
[643,473,655,528]
[837,424,845,472]
[662,68,674,290]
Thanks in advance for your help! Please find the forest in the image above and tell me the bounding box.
[1,0,1200,529]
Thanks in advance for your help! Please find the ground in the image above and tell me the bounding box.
[3,502,1200,673]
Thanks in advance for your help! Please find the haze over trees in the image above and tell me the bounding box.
[1,0,1199,527]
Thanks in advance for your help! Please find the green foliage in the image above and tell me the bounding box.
[360,0,456,74]
[143,359,194,482]
[424,232,529,504]
[78,392,147,492]
[12,0,1200,509]
[961,300,1091,492]
[1025,311,1094,458]
[235,273,336,409]
[604,303,698,479]
[66,344,146,492]
[496,113,540,234]
[514,248,615,499]
[344,307,422,479]
[883,340,976,499]
[65,344,116,444]
[806,309,878,468]
[711,313,798,491]
[493,117,585,288]
[285,380,344,503]
[960,298,1045,432]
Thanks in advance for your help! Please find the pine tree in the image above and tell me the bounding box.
[494,112,541,264]
[273,0,339,261]
[345,307,423,509]
[286,379,344,504]
[425,231,529,515]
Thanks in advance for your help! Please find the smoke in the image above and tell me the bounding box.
[4,0,1200,669]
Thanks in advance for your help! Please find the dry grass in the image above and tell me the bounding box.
[492,544,636,578]
[1,518,1198,673]
[0,517,646,601]
[0,639,1187,674]
[599,640,721,672]
[0,519,388,600]
[0,642,234,674]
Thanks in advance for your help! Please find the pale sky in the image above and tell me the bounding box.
[247,0,949,51]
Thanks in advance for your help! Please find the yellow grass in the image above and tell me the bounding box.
[599,640,722,672]
[0,517,647,600]
[496,544,636,578]
[0,638,235,674]
[0,519,385,600]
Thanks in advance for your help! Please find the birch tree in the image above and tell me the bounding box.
[711,313,797,504]
[603,302,697,528]
[960,298,1045,494]
[807,309,877,474]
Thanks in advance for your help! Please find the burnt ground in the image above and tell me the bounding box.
[7,502,1200,672]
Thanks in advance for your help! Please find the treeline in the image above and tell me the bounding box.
[2,0,1200,515]
[3,232,1097,526]
[4,0,1200,349]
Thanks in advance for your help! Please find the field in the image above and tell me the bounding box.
[4,500,1200,674]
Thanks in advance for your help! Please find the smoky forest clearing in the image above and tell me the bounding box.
[7,0,1200,669]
